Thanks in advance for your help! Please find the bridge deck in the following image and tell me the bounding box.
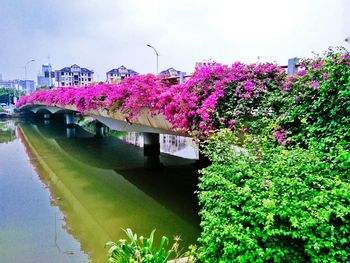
[20,104,187,136]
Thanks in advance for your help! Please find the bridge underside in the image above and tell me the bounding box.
[20,104,202,167]
[20,104,183,136]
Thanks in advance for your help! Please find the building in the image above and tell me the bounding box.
[0,79,18,89]
[158,67,188,85]
[159,67,182,77]
[106,65,138,84]
[19,80,35,94]
[37,64,55,88]
[55,64,94,87]
[0,77,35,94]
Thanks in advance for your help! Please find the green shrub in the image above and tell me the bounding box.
[106,228,189,263]
[197,130,350,262]
[197,49,350,262]
[279,48,350,152]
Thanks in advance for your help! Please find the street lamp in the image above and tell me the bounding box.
[24,59,35,94]
[24,59,35,80]
[146,44,159,74]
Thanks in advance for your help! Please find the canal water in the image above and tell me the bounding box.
[0,118,200,262]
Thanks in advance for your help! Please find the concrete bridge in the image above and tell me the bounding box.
[19,103,199,167]
[0,111,11,117]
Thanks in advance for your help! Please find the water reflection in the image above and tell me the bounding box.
[0,120,16,144]
[17,120,200,262]
[66,127,76,138]
[123,133,199,159]
[0,120,89,263]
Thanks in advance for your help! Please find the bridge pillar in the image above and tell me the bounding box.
[65,113,75,127]
[64,114,76,138]
[95,122,105,138]
[44,113,50,125]
[143,132,162,168]
[66,127,76,138]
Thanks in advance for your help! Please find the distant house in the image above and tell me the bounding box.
[106,65,138,84]
[159,67,188,85]
[55,64,94,87]
[159,67,182,77]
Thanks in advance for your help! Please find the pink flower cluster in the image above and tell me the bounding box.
[273,128,290,145]
[157,62,286,137]
[16,62,286,139]
[17,74,170,115]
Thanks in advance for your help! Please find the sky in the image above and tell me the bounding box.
[0,0,349,81]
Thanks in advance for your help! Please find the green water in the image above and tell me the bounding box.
[0,119,200,262]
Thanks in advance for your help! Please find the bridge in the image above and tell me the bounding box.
[0,111,11,117]
[19,103,198,167]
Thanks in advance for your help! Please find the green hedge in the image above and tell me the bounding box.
[197,49,350,262]
[198,131,349,262]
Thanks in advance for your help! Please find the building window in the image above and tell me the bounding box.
[88,78,91,81]
[61,82,65,86]
[61,72,64,76]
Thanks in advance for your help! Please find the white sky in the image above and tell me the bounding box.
[0,0,349,81]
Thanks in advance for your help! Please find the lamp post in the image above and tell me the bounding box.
[146,44,159,74]
[24,59,35,94]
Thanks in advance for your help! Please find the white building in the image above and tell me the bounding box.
[159,67,182,76]
[106,65,138,84]
[55,64,94,87]
[37,64,55,88]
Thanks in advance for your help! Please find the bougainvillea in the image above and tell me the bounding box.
[17,62,287,140]
[278,47,350,151]
[16,48,349,145]
[17,49,350,261]
[17,74,170,117]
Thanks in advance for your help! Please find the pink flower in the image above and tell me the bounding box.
[312,80,320,90]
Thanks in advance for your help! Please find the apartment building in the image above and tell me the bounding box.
[55,64,94,87]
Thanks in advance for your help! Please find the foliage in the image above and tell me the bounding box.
[105,228,183,263]
[159,62,286,138]
[197,49,350,262]
[198,129,350,262]
[16,74,171,118]
[15,63,286,139]
[279,47,350,152]
[0,87,25,104]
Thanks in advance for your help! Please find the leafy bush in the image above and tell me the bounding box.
[197,49,350,262]
[198,129,350,262]
[279,48,350,152]
[106,228,185,263]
